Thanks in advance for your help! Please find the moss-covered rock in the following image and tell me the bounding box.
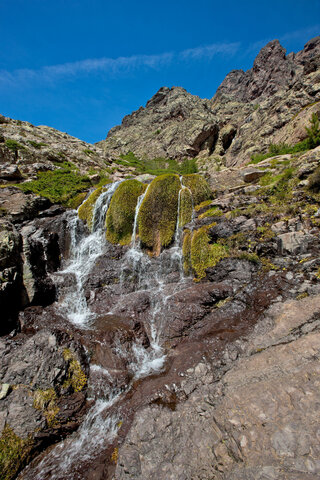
[63,348,87,393]
[182,229,192,274]
[179,187,193,227]
[138,174,181,254]
[182,174,211,204]
[33,388,59,427]
[78,187,103,230]
[190,225,228,280]
[0,424,33,480]
[106,180,146,245]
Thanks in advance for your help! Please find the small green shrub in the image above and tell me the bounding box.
[17,166,91,205]
[78,187,103,229]
[26,140,48,149]
[306,112,320,148]
[83,149,95,156]
[5,139,26,152]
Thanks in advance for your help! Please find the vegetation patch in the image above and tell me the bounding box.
[138,174,181,253]
[118,151,198,176]
[63,348,87,392]
[5,139,26,152]
[26,140,48,149]
[33,388,59,427]
[249,112,320,164]
[182,229,192,274]
[198,207,223,220]
[182,174,211,204]
[106,179,146,245]
[0,424,33,480]
[17,164,91,205]
[190,225,228,280]
[179,187,193,226]
[78,187,102,230]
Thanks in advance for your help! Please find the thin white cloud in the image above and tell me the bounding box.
[181,42,240,60]
[0,42,240,86]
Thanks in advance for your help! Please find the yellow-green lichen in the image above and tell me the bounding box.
[138,174,181,254]
[63,348,87,392]
[106,180,146,245]
[0,425,33,480]
[67,191,88,209]
[33,388,59,427]
[78,187,103,230]
[190,226,228,280]
[198,207,223,220]
[182,229,192,274]
[182,174,211,205]
[179,187,193,227]
[194,199,212,212]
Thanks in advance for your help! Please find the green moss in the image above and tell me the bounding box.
[106,180,146,245]
[63,348,87,392]
[0,425,33,480]
[16,167,91,205]
[198,207,223,219]
[33,388,59,427]
[67,191,88,209]
[182,229,192,274]
[182,174,211,204]
[78,187,103,230]
[179,187,193,226]
[26,140,48,149]
[194,199,212,212]
[190,226,228,280]
[5,139,26,152]
[138,174,181,253]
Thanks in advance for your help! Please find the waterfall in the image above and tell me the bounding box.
[58,181,120,325]
[25,177,194,479]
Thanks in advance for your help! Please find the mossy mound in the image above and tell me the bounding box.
[179,187,193,227]
[0,425,33,480]
[189,225,228,280]
[78,187,103,230]
[182,229,192,274]
[138,174,181,253]
[106,180,146,245]
[182,174,211,205]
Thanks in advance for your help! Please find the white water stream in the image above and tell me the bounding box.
[26,179,191,479]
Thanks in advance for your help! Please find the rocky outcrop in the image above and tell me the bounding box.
[0,329,88,479]
[98,37,320,169]
[115,294,320,480]
[100,86,219,159]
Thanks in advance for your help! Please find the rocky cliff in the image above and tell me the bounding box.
[99,36,320,169]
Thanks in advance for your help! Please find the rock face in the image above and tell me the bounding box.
[115,295,320,480]
[99,37,320,168]
[102,86,219,159]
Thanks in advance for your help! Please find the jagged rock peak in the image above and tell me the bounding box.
[214,36,320,103]
[104,86,218,159]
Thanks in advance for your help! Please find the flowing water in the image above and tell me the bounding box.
[24,179,192,479]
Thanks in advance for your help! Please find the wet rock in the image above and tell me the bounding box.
[115,293,320,480]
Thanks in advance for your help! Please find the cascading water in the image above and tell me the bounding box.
[25,177,194,479]
[58,181,120,325]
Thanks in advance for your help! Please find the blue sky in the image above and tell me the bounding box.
[0,0,319,143]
